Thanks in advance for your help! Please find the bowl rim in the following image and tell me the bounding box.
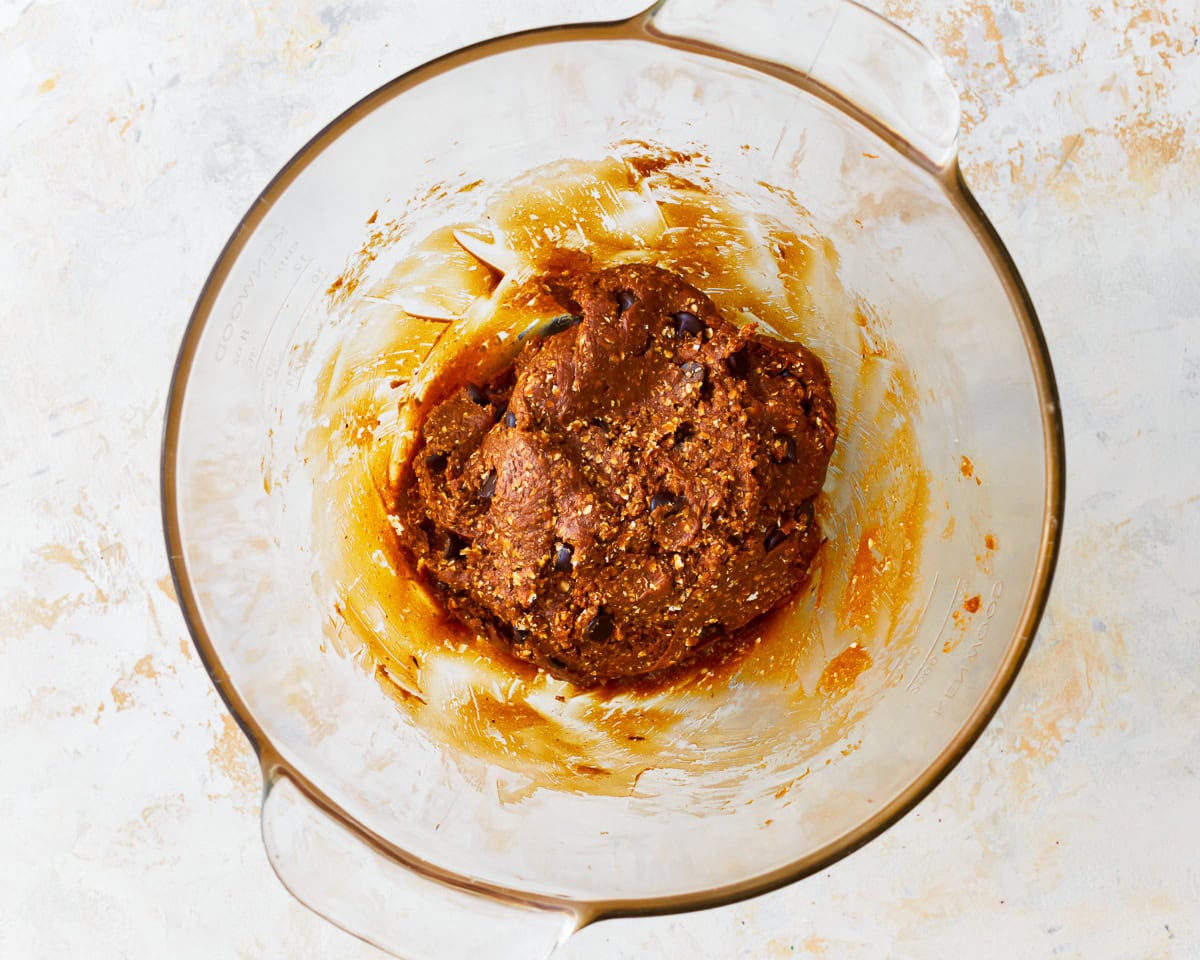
[161,3,1066,924]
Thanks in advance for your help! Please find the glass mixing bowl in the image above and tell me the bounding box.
[162,1,1064,957]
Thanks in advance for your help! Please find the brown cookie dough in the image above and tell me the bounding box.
[393,263,837,687]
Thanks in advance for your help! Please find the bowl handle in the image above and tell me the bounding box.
[260,769,580,959]
[643,0,961,168]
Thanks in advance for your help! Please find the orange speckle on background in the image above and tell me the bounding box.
[207,714,259,802]
[132,654,158,680]
[111,682,133,711]
[964,594,982,614]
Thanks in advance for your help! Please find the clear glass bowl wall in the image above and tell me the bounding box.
[165,11,1060,949]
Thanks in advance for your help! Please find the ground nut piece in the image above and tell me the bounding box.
[394,263,837,687]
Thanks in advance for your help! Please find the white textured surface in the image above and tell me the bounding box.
[2,0,1198,957]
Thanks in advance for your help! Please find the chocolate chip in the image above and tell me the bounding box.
[726,349,750,377]
[586,611,616,643]
[466,383,489,406]
[794,500,816,525]
[649,490,682,514]
[679,360,704,381]
[554,543,573,573]
[442,531,466,560]
[512,627,530,645]
[503,410,516,428]
[673,311,704,337]
[543,313,583,336]
[764,528,789,552]
[615,289,636,313]
[478,468,497,500]
[699,622,723,641]
[424,451,448,471]
[771,434,797,464]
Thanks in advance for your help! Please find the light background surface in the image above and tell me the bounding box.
[2,0,1198,956]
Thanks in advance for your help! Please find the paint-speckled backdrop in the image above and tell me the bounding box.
[2,0,1197,956]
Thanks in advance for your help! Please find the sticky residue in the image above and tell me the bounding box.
[818,644,873,697]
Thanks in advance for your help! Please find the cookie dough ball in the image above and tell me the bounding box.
[394,263,837,686]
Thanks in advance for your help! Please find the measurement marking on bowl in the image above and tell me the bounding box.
[259,268,328,380]
[280,275,327,354]
[906,576,963,694]
[885,571,940,688]
[216,225,290,366]
[934,579,1004,716]
[256,256,318,369]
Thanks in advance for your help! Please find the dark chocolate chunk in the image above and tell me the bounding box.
[726,348,750,377]
[679,360,704,381]
[764,527,789,552]
[698,621,723,642]
[585,611,616,643]
[478,468,497,500]
[615,289,636,313]
[424,451,448,471]
[503,410,516,428]
[783,435,797,463]
[466,383,489,406]
[649,490,681,513]
[543,313,583,337]
[554,543,573,573]
[794,500,816,525]
[673,311,704,337]
[442,531,466,560]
